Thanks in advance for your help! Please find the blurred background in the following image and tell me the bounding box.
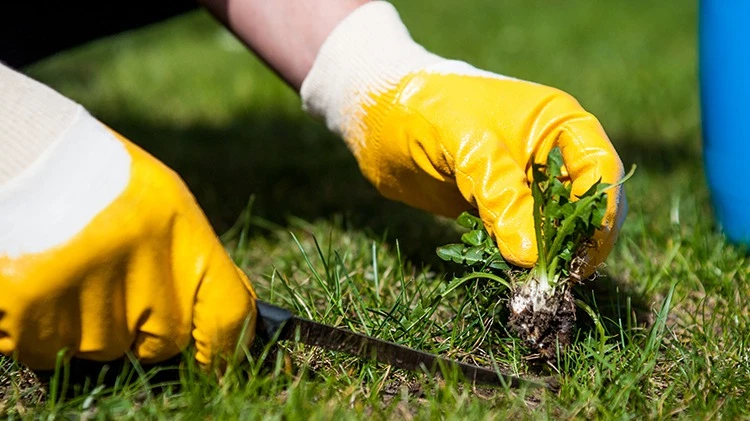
[17,0,705,275]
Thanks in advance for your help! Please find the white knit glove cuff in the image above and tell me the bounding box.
[0,63,80,185]
[300,1,444,144]
[0,64,131,258]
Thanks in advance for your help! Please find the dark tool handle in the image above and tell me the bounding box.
[255,300,293,342]
[253,299,559,392]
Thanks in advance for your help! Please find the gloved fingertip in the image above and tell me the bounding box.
[192,261,257,373]
[490,213,539,269]
[474,180,540,269]
[499,233,538,268]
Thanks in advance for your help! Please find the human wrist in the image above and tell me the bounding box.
[200,0,370,90]
[299,1,444,141]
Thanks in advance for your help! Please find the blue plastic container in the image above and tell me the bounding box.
[699,0,750,247]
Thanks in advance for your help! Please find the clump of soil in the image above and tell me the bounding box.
[508,282,576,361]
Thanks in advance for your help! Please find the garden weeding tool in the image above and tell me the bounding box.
[255,300,557,391]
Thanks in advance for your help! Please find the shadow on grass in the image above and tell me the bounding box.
[31,355,183,402]
[572,271,656,338]
[26,337,291,403]
[97,109,702,269]
[100,109,462,267]
[614,135,702,176]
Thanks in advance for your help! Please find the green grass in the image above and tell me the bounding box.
[3,0,750,418]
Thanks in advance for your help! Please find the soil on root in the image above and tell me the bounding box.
[508,285,576,362]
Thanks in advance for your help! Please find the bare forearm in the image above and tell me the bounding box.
[199,0,370,91]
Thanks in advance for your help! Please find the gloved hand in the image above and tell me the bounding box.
[301,1,627,272]
[0,107,257,371]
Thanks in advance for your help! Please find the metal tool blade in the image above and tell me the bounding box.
[255,300,555,390]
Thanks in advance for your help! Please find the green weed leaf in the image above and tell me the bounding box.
[436,243,465,263]
[461,229,487,246]
[488,258,510,271]
[464,246,484,265]
[456,211,481,229]
[438,147,635,293]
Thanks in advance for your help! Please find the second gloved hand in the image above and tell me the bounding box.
[0,94,257,370]
[301,1,627,272]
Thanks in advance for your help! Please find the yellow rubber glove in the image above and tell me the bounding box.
[0,107,257,371]
[301,1,627,272]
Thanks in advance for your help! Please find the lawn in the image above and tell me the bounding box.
[3,0,749,419]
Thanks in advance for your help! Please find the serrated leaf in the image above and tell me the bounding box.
[545,195,601,262]
[547,148,565,178]
[550,178,571,201]
[559,201,577,219]
[545,200,564,223]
